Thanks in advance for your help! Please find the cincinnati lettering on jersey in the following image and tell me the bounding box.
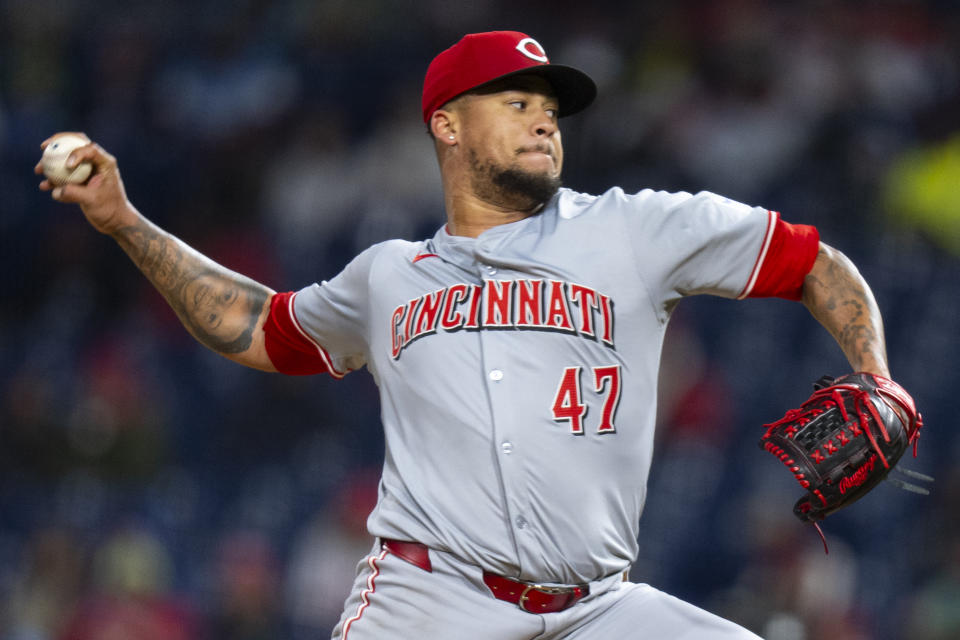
[390,279,615,359]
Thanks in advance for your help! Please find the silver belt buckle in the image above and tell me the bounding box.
[517,582,575,612]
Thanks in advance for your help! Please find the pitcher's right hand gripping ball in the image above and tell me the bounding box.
[40,133,93,185]
[760,372,923,523]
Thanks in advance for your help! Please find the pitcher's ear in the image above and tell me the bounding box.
[430,109,458,144]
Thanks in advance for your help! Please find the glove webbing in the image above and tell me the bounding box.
[762,384,896,469]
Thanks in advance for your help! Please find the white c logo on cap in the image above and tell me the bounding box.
[515,37,549,63]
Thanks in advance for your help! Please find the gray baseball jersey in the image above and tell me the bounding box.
[265,186,818,587]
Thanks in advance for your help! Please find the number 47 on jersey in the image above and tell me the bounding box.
[551,365,622,435]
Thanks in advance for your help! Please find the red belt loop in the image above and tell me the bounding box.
[382,538,432,572]
[381,538,588,614]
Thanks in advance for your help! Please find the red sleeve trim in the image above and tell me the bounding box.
[737,212,820,301]
[263,291,347,377]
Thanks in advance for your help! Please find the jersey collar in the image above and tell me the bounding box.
[427,193,561,269]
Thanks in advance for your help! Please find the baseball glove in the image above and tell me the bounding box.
[760,372,925,527]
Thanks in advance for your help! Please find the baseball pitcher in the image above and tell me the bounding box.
[37,30,921,640]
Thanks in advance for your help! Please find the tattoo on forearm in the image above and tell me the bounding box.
[115,220,268,354]
[837,299,867,350]
[805,251,886,372]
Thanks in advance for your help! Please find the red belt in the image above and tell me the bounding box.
[381,539,588,614]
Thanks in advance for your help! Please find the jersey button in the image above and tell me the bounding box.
[501,441,513,454]
[483,264,497,276]
[489,369,504,382]
[515,516,528,529]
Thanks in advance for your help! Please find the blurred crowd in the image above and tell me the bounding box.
[2,1,959,639]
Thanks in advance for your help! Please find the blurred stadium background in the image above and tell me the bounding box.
[2,1,959,638]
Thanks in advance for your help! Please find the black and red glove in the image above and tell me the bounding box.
[760,372,924,524]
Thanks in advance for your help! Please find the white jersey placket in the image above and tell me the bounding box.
[473,232,533,576]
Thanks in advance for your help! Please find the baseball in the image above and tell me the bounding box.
[41,134,93,186]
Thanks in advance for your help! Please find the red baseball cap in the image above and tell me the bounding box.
[422,31,597,124]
